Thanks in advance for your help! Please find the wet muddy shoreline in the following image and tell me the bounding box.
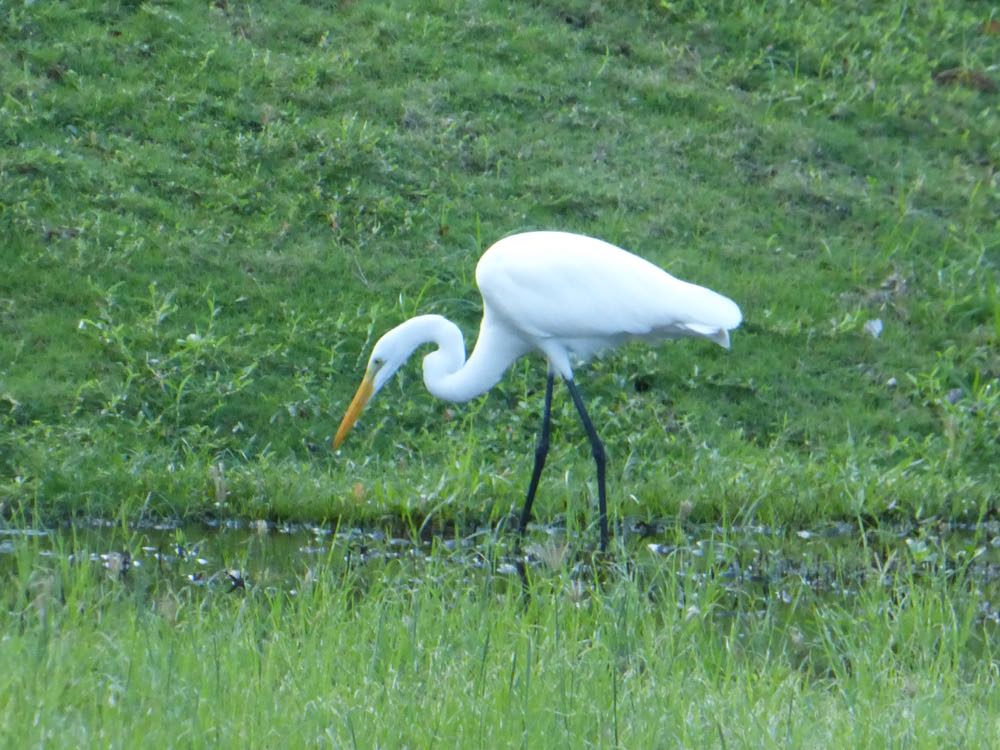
[4,518,999,618]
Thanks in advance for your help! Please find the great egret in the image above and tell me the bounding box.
[334,231,742,551]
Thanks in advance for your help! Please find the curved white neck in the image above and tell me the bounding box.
[388,314,528,403]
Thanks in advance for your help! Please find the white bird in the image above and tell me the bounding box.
[333,231,742,551]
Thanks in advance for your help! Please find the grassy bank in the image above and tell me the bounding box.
[2,0,998,529]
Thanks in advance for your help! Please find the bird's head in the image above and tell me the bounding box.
[331,326,413,450]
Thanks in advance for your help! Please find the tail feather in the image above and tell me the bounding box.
[685,323,732,349]
[675,285,741,349]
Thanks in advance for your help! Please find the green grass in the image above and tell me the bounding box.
[1,0,998,528]
[2,527,998,748]
[1,0,998,744]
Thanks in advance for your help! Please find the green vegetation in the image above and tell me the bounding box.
[2,0,996,529]
[1,0,998,745]
[2,524,998,747]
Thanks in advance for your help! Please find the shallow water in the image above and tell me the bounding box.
[2,517,999,626]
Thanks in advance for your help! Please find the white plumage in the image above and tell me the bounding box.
[478,231,741,364]
[334,231,741,550]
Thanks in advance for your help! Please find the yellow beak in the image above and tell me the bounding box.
[333,372,375,450]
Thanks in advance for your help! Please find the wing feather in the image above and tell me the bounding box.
[476,232,741,352]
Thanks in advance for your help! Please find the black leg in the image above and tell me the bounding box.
[564,378,609,552]
[518,372,555,543]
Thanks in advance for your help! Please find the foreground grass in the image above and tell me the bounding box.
[2,530,997,748]
[1,0,996,529]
